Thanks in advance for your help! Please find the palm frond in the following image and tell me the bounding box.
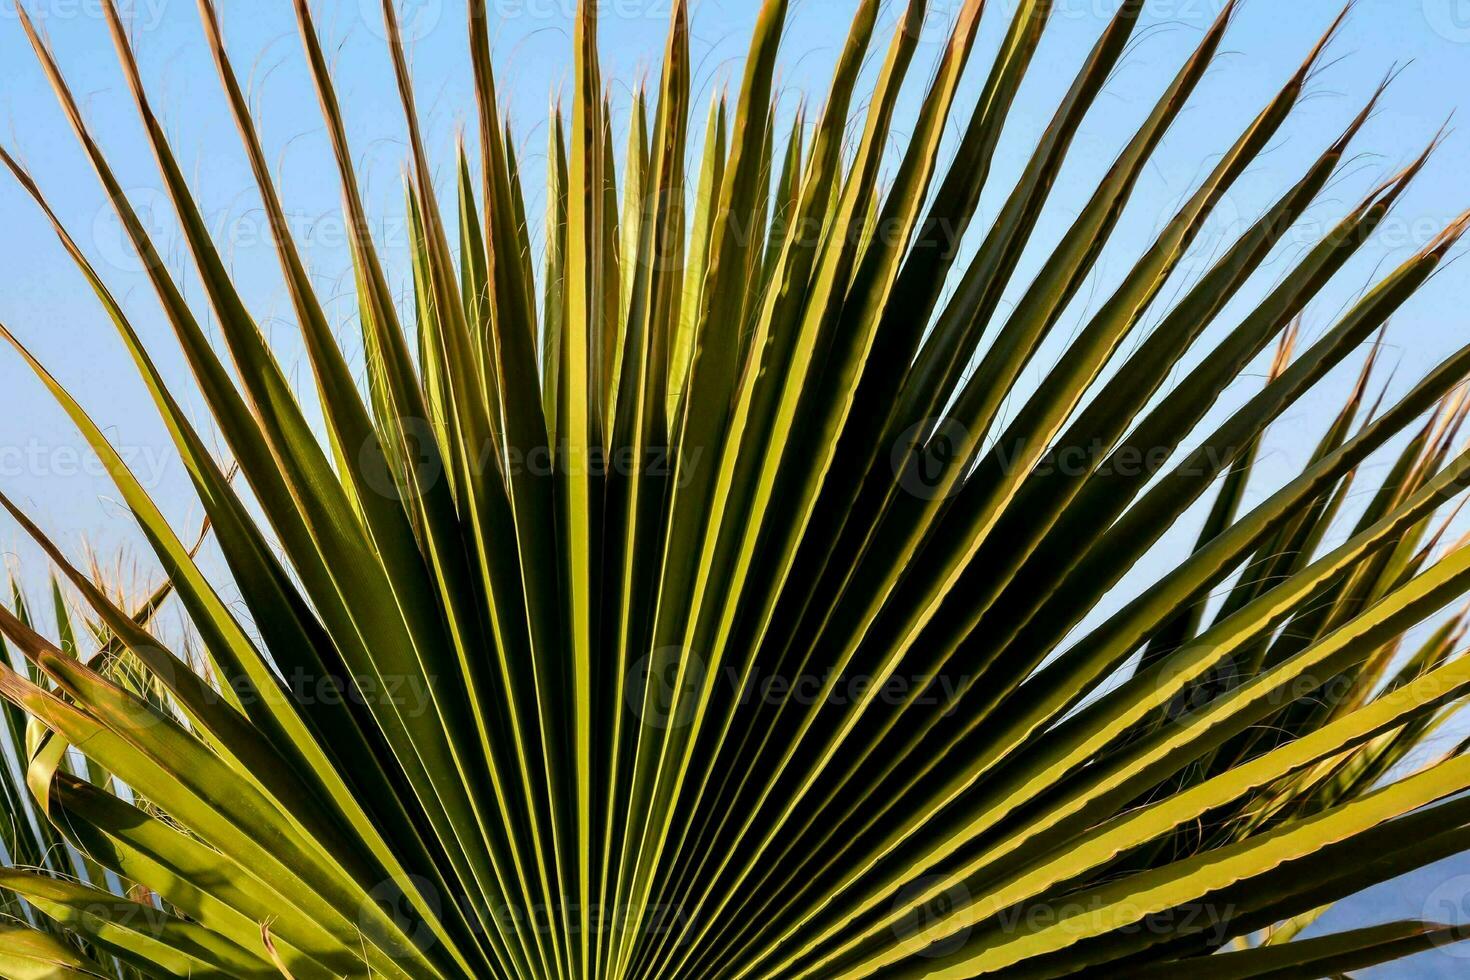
[0,1,1469,978]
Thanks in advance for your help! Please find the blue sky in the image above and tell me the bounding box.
[3,0,1470,972]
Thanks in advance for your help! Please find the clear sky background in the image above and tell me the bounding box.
[3,0,1470,973]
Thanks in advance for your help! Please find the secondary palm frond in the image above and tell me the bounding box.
[2,0,1470,977]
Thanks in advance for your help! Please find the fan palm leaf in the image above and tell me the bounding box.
[1,0,1470,977]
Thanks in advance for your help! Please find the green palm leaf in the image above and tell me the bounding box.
[1,1,1469,978]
